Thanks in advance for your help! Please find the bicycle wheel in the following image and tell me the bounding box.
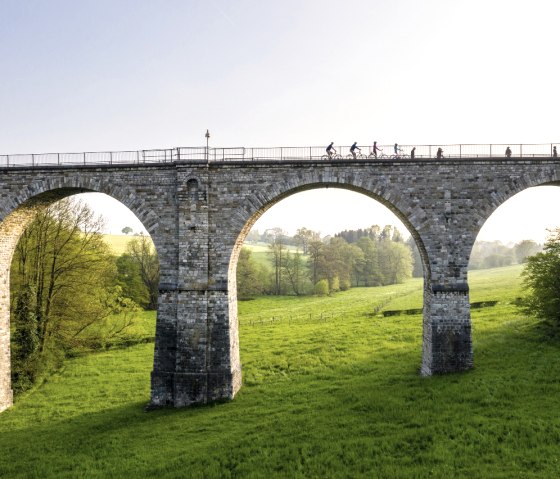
[321,155,329,160]
[333,154,342,160]
[346,154,355,160]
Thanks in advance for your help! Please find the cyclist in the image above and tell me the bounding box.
[372,141,382,159]
[436,147,444,159]
[505,146,512,158]
[554,146,558,158]
[326,142,337,158]
[394,143,399,155]
[410,147,416,159]
[350,142,361,159]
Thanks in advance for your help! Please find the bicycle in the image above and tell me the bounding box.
[391,148,409,160]
[321,152,343,160]
[346,151,367,160]
[368,148,387,159]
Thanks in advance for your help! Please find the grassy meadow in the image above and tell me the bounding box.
[3,264,560,477]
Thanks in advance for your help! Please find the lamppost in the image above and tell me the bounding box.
[205,129,210,162]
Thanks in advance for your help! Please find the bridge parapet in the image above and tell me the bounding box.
[1,143,559,168]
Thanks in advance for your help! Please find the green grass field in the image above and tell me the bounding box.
[3,264,560,478]
[103,234,134,255]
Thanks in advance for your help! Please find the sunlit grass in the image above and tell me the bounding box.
[2,264,560,478]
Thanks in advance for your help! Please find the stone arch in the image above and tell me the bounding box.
[0,179,162,412]
[228,180,430,293]
[470,167,560,239]
[224,179,431,395]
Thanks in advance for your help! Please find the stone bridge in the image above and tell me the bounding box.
[0,155,558,412]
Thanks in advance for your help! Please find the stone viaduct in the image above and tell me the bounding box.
[0,153,558,412]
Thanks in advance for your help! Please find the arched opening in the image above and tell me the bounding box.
[468,185,560,370]
[0,189,160,412]
[227,185,431,392]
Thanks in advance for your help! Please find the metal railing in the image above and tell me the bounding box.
[0,143,558,168]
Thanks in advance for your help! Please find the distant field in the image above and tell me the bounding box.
[103,234,155,255]
[5,264,560,478]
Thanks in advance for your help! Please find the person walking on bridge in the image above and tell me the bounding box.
[326,142,337,158]
[554,146,558,158]
[350,142,361,159]
[436,147,444,159]
[505,146,512,158]
[410,147,416,159]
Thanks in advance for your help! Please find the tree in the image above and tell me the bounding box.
[125,236,160,309]
[378,241,413,284]
[237,247,268,299]
[284,249,309,296]
[514,239,541,264]
[356,237,383,286]
[406,236,424,278]
[519,229,560,325]
[115,253,150,308]
[11,198,135,391]
[307,239,324,285]
[121,226,133,235]
[313,279,329,296]
[267,228,288,295]
[294,227,320,255]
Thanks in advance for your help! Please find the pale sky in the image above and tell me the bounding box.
[2,0,560,243]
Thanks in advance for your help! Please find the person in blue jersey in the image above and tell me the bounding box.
[326,142,336,158]
[350,142,361,159]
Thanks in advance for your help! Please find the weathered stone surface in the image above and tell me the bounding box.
[0,157,558,412]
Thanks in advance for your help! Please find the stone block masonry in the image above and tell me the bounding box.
[0,157,559,411]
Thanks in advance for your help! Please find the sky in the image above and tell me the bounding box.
[2,0,560,243]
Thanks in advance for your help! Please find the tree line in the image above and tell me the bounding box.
[11,199,159,394]
[238,225,414,299]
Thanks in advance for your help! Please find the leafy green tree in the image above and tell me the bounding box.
[307,239,324,285]
[267,228,288,295]
[514,239,541,264]
[10,198,136,392]
[121,226,133,235]
[406,236,424,278]
[378,241,413,284]
[519,229,560,325]
[284,249,310,296]
[356,237,383,286]
[115,254,150,308]
[11,285,40,392]
[313,279,329,296]
[125,236,159,309]
[294,227,320,255]
[237,248,268,299]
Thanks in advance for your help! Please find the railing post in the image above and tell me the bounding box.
[490,144,492,158]
[32,154,35,167]
[309,146,312,160]
[83,152,86,165]
[110,151,113,165]
[520,144,522,158]
[459,144,462,158]
[429,145,432,158]
[57,153,60,165]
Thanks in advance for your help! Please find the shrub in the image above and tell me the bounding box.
[314,279,329,296]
